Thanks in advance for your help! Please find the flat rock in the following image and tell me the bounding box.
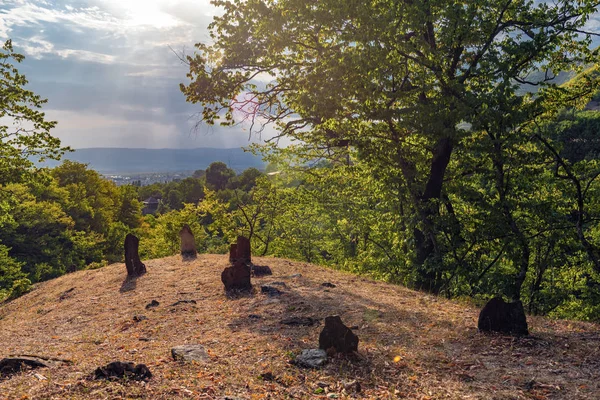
[280,316,318,326]
[145,300,160,309]
[0,357,50,377]
[93,361,151,381]
[261,285,282,297]
[171,344,210,363]
[170,300,197,306]
[294,349,328,368]
[252,265,272,276]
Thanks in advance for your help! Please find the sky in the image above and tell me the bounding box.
[2,1,600,149]
[0,0,278,149]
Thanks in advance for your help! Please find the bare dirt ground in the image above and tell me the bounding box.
[0,254,599,399]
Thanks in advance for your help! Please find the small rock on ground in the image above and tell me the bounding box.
[280,316,318,326]
[252,265,273,276]
[0,357,50,377]
[261,285,283,297]
[93,361,152,381]
[145,300,160,309]
[171,344,210,363]
[294,349,328,369]
[170,300,197,306]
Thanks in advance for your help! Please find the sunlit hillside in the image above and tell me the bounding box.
[1,255,599,399]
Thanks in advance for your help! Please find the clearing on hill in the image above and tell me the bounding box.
[0,255,599,399]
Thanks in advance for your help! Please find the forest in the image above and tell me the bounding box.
[3,0,600,323]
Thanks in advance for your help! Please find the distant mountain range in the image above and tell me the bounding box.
[41,147,266,174]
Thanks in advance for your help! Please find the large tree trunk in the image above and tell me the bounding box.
[413,137,454,293]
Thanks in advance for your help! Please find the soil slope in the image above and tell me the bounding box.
[0,255,599,399]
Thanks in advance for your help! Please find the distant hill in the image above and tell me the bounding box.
[40,147,265,174]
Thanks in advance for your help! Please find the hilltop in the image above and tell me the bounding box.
[0,255,599,399]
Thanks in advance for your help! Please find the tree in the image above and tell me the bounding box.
[233,167,263,192]
[179,177,205,204]
[182,0,599,293]
[192,169,206,179]
[167,189,184,210]
[0,40,68,184]
[205,161,235,191]
[0,243,30,301]
[117,185,142,228]
[51,161,119,234]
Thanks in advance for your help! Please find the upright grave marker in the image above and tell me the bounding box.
[124,234,146,278]
[236,236,251,264]
[179,224,197,260]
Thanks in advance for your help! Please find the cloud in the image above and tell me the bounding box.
[55,48,115,63]
[0,0,261,149]
[44,108,278,149]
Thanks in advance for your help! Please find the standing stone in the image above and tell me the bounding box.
[221,260,252,292]
[478,297,529,336]
[179,225,197,260]
[236,236,251,264]
[319,315,359,354]
[124,234,146,278]
[229,243,238,263]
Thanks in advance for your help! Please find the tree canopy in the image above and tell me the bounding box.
[182,0,600,293]
[0,40,68,184]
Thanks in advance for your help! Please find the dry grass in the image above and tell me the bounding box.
[0,254,599,399]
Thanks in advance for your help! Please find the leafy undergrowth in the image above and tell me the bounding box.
[0,255,599,399]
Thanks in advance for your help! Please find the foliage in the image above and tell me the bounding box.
[0,243,30,301]
[205,161,235,191]
[182,0,600,294]
[0,40,68,184]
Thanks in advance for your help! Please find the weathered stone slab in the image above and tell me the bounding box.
[0,357,50,377]
[478,297,529,336]
[221,260,252,292]
[319,315,359,354]
[171,344,210,363]
[179,224,197,260]
[145,300,159,309]
[124,234,146,278]
[252,265,272,276]
[261,285,282,297]
[280,316,318,326]
[294,349,328,368]
[236,236,251,264]
[229,243,238,263]
[93,361,152,381]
